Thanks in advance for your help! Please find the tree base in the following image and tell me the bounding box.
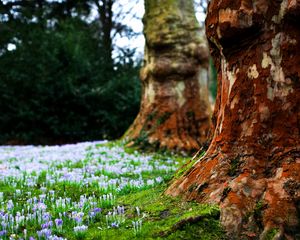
[124,104,211,154]
[166,146,300,239]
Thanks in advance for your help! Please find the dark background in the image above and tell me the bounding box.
[0,0,141,145]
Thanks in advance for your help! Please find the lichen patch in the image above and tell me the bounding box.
[145,80,155,104]
[272,0,288,23]
[230,95,239,110]
[174,81,186,107]
[247,64,259,79]
[265,32,295,100]
[261,52,272,69]
[229,68,239,96]
[267,86,274,101]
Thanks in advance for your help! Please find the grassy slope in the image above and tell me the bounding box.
[83,185,224,240]
[84,142,225,240]
[0,141,225,240]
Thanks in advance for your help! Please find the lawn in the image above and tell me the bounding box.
[0,141,224,240]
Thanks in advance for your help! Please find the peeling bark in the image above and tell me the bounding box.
[124,0,211,154]
[166,0,300,238]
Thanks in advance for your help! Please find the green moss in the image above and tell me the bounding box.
[209,58,218,100]
[125,111,172,152]
[156,112,172,126]
[174,151,205,179]
[243,200,268,231]
[228,157,242,177]
[58,185,224,240]
[254,201,264,213]
[186,111,195,118]
[253,201,267,229]
[147,111,158,122]
[188,183,198,192]
[116,185,224,240]
[264,228,279,240]
[133,130,150,149]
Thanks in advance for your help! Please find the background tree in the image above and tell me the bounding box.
[91,0,140,72]
[0,0,141,144]
[167,0,300,238]
[124,0,212,154]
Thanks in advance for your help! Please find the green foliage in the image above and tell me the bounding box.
[209,58,217,100]
[0,16,141,144]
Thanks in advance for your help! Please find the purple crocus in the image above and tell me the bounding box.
[55,218,63,227]
[88,211,95,218]
[41,221,53,229]
[111,222,119,228]
[74,225,88,232]
[7,200,14,211]
[37,228,52,239]
[55,218,63,231]
[41,223,48,229]
[93,207,101,213]
[0,230,7,237]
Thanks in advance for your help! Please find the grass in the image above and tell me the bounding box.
[79,185,224,240]
[0,140,224,240]
[116,186,224,240]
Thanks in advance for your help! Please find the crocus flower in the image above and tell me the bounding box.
[55,218,63,227]
[74,225,88,232]
[0,230,7,237]
[111,222,119,228]
[93,208,101,213]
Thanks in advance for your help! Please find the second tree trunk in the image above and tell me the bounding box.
[125,0,211,153]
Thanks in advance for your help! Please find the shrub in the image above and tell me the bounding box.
[0,19,141,144]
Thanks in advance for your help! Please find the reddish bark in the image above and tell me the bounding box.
[124,0,212,153]
[166,0,300,238]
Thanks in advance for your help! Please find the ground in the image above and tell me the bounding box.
[0,141,223,240]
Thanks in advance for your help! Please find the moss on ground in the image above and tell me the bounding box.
[82,185,225,240]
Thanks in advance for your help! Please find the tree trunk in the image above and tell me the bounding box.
[166,0,300,238]
[125,0,211,154]
[95,0,114,72]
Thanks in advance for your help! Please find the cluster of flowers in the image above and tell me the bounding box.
[0,196,66,239]
[0,141,178,239]
[0,188,134,239]
[0,141,175,193]
[105,205,126,228]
